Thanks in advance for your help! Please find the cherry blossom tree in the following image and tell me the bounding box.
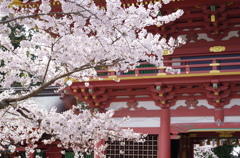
[0,0,184,157]
[194,144,218,158]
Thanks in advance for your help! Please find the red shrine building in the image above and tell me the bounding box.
[11,0,240,158]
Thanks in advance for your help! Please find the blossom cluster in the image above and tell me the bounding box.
[0,0,184,157]
[0,97,144,157]
[0,0,184,88]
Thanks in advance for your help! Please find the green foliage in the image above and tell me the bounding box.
[0,16,36,86]
[213,143,236,158]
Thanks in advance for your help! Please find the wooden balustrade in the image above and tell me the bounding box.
[96,56,240,78]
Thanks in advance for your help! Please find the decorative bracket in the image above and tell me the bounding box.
[150,83,176,108]
[65,86,110,112]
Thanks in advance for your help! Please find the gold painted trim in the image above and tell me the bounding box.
[88,71,240,81]
[189,134,197,137]
[209,46,226,52]
[209,63,220,66]
[108,75,117,79]
[66,72,240,82]
[210,70,220,73]
[157,73,167,76]
[188,128,240,132]
[163,50,173,55]
[157,67,166,69]
[217,131,234,137]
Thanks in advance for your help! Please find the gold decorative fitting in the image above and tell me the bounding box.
[216,100,220,103]
[189,134,197,137]
[210,63,220,66]
[217,131,234,137]
[81,89,85,92]
[108,75,117,79]
[73,89,77,92]
[161,101,165,104]
[157,73,166,76]
[159,93,163,96]
[95,103,99,106]
[209,46,226,52]
[84,97,88,99]
[92,96,96,99]
[211,15,216,22]
[214,92,219,95]
[157,66,166,69]
[210,70,220,73]
[163,50,173,55]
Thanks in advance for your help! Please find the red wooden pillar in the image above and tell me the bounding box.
[27,152,35,158]
[159,108,171,158]
[94,139,105,158]
[27,144,35,158]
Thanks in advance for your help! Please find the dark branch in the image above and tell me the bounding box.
[0,11,85,25]
[0,59,123,110]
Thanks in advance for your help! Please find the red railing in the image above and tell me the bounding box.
[96,56,240,78]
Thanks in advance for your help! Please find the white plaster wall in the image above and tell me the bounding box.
[32,96,65,112]
[137,101,161,110]
[171,116,215,124]
[224,99,240,109]
[170,100,186,109]
[106,102,128,111]
[170,99,215,109]
[112,117,160,127]
[116,96,130,98]
[112,116,215,128]
[197,33,214,41]
[134,95,149,98]
[197,100,215,109]
[222,30,239,40]
[224,116,240,122]
[106,101,161,111]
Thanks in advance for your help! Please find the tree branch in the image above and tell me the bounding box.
[0,11,86,25]
[0,59,123,109]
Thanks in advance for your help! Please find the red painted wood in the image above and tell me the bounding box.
[171,122,240,133]
[45,146,62,158]
[113,109,215,117]
[94,139,105,158]
[159,108,171,158]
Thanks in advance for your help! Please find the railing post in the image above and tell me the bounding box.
[185,62,190,74]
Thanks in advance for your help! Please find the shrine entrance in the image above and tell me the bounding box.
[185,129,240,158]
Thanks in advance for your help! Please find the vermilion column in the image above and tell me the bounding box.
[27,144,35,158]
[159,108,171,158]
[94,139,105,158]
